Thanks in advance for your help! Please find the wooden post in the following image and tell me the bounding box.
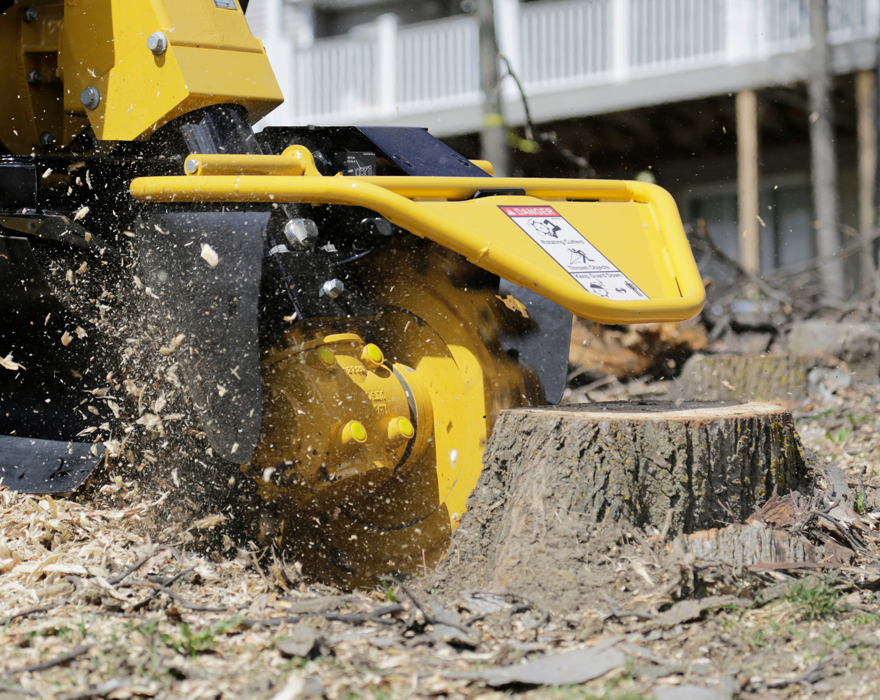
[737,90,760,274]
[376,14,399,119]
[477,0,510,177]
[857,70,877,294]
[611,0,631,82]
[809,0,845,300]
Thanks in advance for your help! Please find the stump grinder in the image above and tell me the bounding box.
[0,0,705,586]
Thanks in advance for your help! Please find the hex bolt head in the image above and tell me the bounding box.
[22,6,37,22]
[26,70,41,85]
[39,132,56,148]
[321,279,345,299]
[80,87,100,110]
[283,218,319,249]
[147,31,168,56]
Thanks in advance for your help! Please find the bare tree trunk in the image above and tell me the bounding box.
[737,90,761,274]
[477,0,509,177]
[810,0,845,301]
[857,69,878,295]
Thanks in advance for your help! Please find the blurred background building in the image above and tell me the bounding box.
[245,0,880,300]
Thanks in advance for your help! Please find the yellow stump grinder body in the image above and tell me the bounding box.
[0,0,704,586]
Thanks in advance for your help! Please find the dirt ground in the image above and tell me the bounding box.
[3,363,880,699]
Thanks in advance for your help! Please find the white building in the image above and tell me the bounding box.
[247,0,880,297]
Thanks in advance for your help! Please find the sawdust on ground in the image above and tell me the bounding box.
[3,379,880,699]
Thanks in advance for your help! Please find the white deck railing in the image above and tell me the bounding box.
[396,16,482,115]
[269,0,880,126]
[519,0,611,88]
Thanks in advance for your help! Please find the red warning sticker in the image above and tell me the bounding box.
[499,205,648,301]
[499,205,560,218]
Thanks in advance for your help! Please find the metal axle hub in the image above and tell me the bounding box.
[250,330,433,519]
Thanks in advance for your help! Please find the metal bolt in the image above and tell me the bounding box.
[387,416,415,445]
[360,216,392,237]
[283,218,319,249]
[22,6,37,22]
[321,279,345,299]
[341,420,368,446]
[26,70,41,85]
[318,347,336,366]
[39,132,56,148]
[147,31,168,56]
[80,87,100,110]
[361,343,384,370]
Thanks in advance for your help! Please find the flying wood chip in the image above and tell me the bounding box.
[200,243,220,267]
[0,354,23,371]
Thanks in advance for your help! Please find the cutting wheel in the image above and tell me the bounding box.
[247,238,541,588]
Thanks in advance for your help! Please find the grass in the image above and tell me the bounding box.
[743,626,770,650]
[781,579,843,622]
[853,612,880,626]
[161,623,218,659]
[825,427,853,445]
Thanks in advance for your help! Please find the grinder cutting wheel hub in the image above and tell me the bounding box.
[0,0,704,588]
[252,331,431,517]
[249,243,538,588]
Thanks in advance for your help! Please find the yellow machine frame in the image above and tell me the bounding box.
[131,155,705,325]
[0,0,282,153]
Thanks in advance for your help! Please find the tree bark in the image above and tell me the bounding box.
[480,402,810,541]
[737,90,761,274]
[477,0,510,177]
[857,69,877,294]
[434,402,812,612]
[809,0,845,300]
[674,353,820,402]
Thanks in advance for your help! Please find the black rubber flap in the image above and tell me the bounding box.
[499,280,572,405]
[0,234,115,482]
[0,436,104,494]
[356,127,492,178]
[137,210,267,463]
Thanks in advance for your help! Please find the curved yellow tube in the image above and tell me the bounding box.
[130,174,705,324]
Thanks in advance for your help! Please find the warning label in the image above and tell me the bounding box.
[499,206,648,301]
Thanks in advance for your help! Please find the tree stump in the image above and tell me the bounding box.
[443,401,811,611]
[674,353,819,402]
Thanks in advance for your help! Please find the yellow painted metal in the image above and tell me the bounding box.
[252,331,420,520]
[58,0,283,142]
[131,173,705,324]
[0,1,89,154]
[185,147,322,177]
[0,0,283,152]
[469,160,494,175]
[248,242,537,587]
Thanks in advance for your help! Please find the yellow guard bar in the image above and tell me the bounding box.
[129,174,705,324]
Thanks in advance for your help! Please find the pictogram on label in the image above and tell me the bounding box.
[499,205,648,301]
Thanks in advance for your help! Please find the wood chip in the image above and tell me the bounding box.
[201,243,219,267]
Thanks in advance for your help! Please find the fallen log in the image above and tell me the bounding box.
[569,321,708,381]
